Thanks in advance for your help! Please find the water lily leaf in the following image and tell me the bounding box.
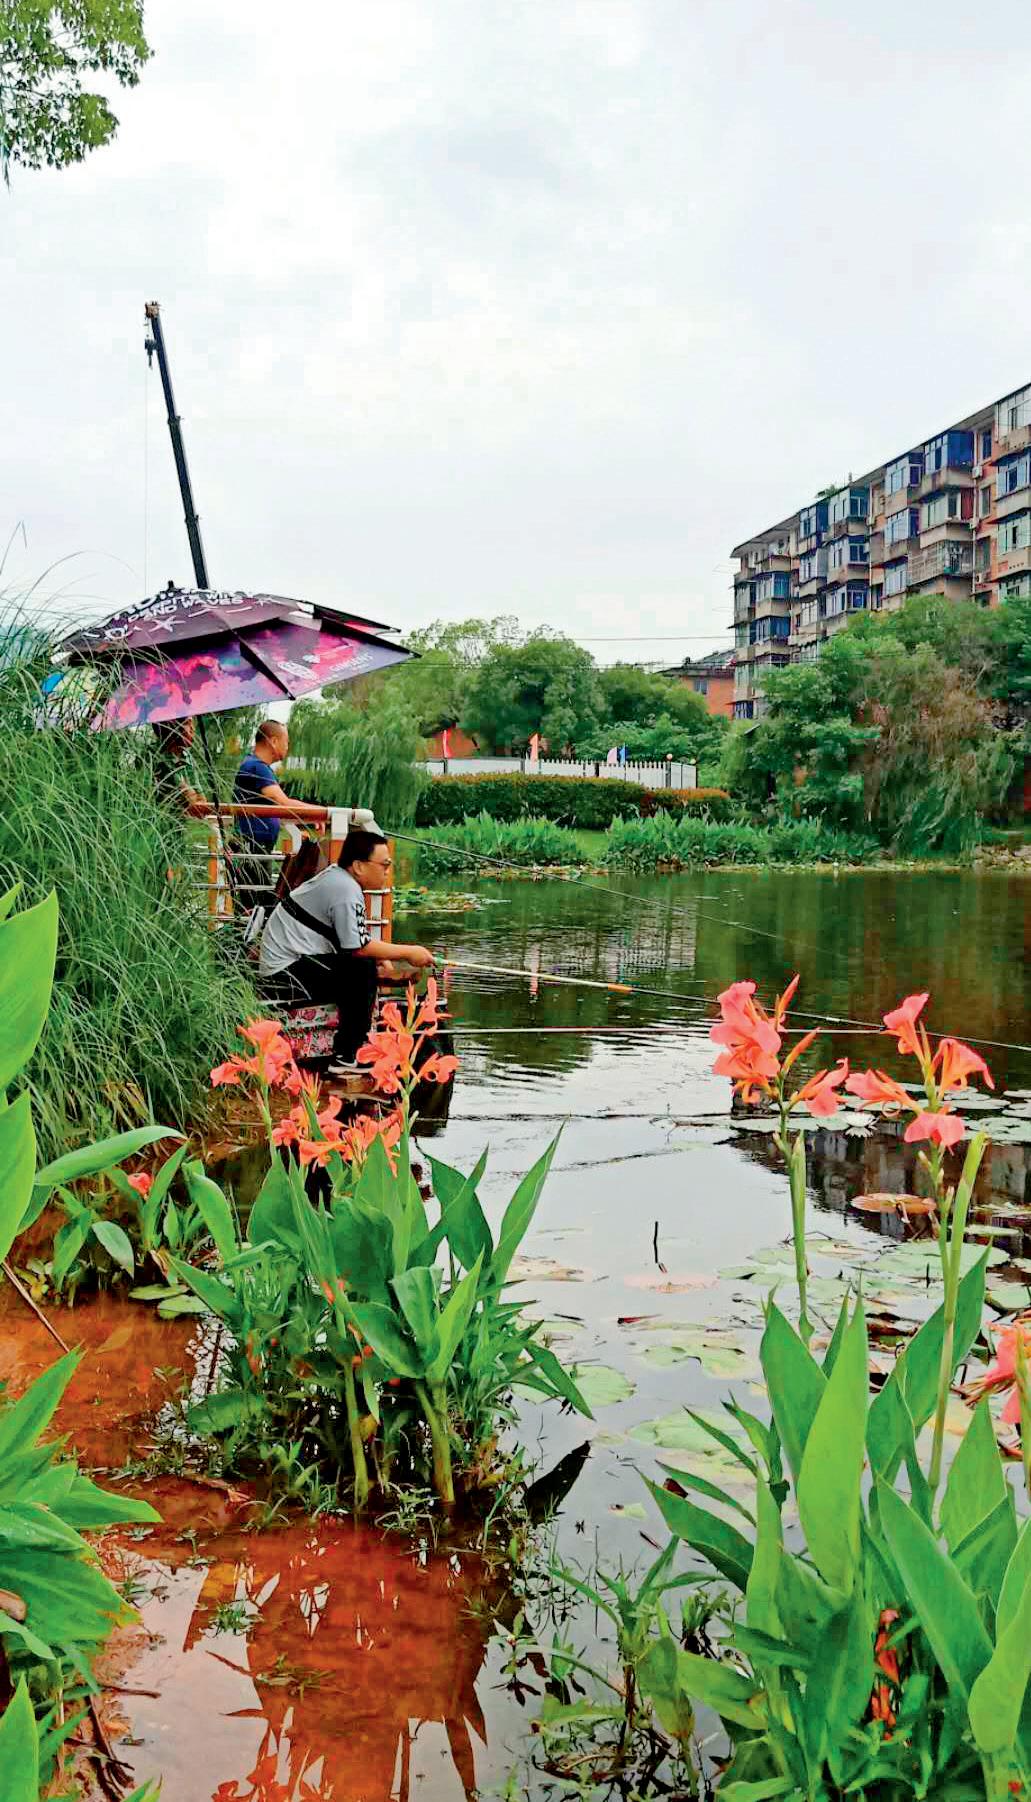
[609,1501,647,1520]
[637,1332,757,1379]
[630,1408,746,1454]
[987,1281,1031,1314]
[852,1193,936,1217]
[570,1364,634,1408]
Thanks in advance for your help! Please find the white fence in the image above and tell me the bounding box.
[417,756,697,788]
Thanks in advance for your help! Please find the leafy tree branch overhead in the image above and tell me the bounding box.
[1,0,150,175]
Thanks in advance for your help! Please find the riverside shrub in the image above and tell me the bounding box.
[604,813,877,870]
[415,813,583,878]
[415,773,733,829]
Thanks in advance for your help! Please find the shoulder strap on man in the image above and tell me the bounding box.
[277,891,341,953]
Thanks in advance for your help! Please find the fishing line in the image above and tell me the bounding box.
[389,827,800,948]
[387,832,1031,1058]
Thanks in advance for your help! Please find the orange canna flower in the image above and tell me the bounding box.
[418,1052,459,1085]
[127,1171,153,1198]
[792,1059,849,1119]
[934,1037,994,1094]
[883,993,930,1057]
[870,1607,901,1733]
[211,1056,246,1087]
[904,1109,965,1149]
[967,1319,1031,1427]
[239,1018,287,1048]
[845,1068,913,1110]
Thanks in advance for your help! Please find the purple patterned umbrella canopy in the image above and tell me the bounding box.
[60,588,412,728]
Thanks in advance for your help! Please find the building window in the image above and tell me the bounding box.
[925,430,975,474]
[886,453,922,495]
[980,486,992,516]
[998,512,1031,554]
[885,507,917,547]
[829,487,869,526]
[998,453,1031,498]
[923,490,972,530]
[847,587,867,610]
[1001,574,1031,599]
[884,561,907,596]
[692,678,708,694]
[848,538,869,564]
[982,429,993,460]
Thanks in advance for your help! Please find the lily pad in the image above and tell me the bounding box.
[637,1335,756,1379]
[609,1501,647,1520]
[852,1193,936,1217]
[571,1363,635,1408]
[630,1408,745,1455]
[986,1281,1031,1314]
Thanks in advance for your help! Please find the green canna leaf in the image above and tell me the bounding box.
[0,1352,79,1465]
[91,1218,135,1276]
[348,1301,425,1379]
[796,1302,868,1593]
[967,1543,1031,1754]
[876,1480,993,1701]
[868,1253,987,1480]
[490,1133,561,1289]
[760,1302,825,1485]
[996,1516,1031,1640]
[646,1479,753,1591]
[0,891,57,1093]
[424,1149,492,1271]
[391,1266,439,1358]
[639,1633,763,1732]
[800,1585,876,1783]
[0,1092,36,1265]
[0,1679,40,1802]
[184,1162,238,1265]
[427,1254,483,1386]
[34,1124,178,1195]
[940,1399,1008,1554]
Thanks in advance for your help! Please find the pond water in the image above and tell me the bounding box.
[17,869,1031,1801]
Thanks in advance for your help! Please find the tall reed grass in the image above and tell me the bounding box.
[0,624,256,1155]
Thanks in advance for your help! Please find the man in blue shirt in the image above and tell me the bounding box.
[231,720,323,905]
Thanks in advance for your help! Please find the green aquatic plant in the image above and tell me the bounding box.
[604,812,877,871]
[0,885,161,1787]
[0,627,257,1158]
[162,999,591,1518]
[415,812,584,878]
[624,983,1031,1799]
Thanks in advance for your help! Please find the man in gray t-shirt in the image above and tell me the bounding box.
[259,830,434,1065]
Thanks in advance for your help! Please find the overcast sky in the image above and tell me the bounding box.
[3,0,1030,661]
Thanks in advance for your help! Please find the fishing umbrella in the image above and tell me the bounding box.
[58,587,413,727]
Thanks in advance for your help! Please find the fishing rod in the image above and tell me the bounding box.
[439,957,1031,1056]
[389,832,1031,1057]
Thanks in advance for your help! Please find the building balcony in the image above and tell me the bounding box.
[995,544,1031,580]
[994,422,1031,459]
[995,486,1031,522]
[827,514,869,540]
[913,466,975,503]
[906,541,974,586]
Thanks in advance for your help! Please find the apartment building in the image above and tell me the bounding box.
[731,381,1031,719]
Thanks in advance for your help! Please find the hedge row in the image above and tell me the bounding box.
[414,772,733,830]
[604,814,878,871]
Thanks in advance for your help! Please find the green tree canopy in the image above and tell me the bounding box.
[464,632,600,752]
[734,599,1016,854]
[1,0,150,174]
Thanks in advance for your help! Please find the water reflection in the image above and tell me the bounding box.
[405,870,1031,1092]
[113,1494,504,1802]
[737,1118,1031,1258]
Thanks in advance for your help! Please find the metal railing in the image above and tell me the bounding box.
[192,803,393,940]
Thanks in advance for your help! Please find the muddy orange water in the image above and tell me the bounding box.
[0,1292,517,1802]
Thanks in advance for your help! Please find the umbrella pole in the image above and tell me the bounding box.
[196,715,232,908]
